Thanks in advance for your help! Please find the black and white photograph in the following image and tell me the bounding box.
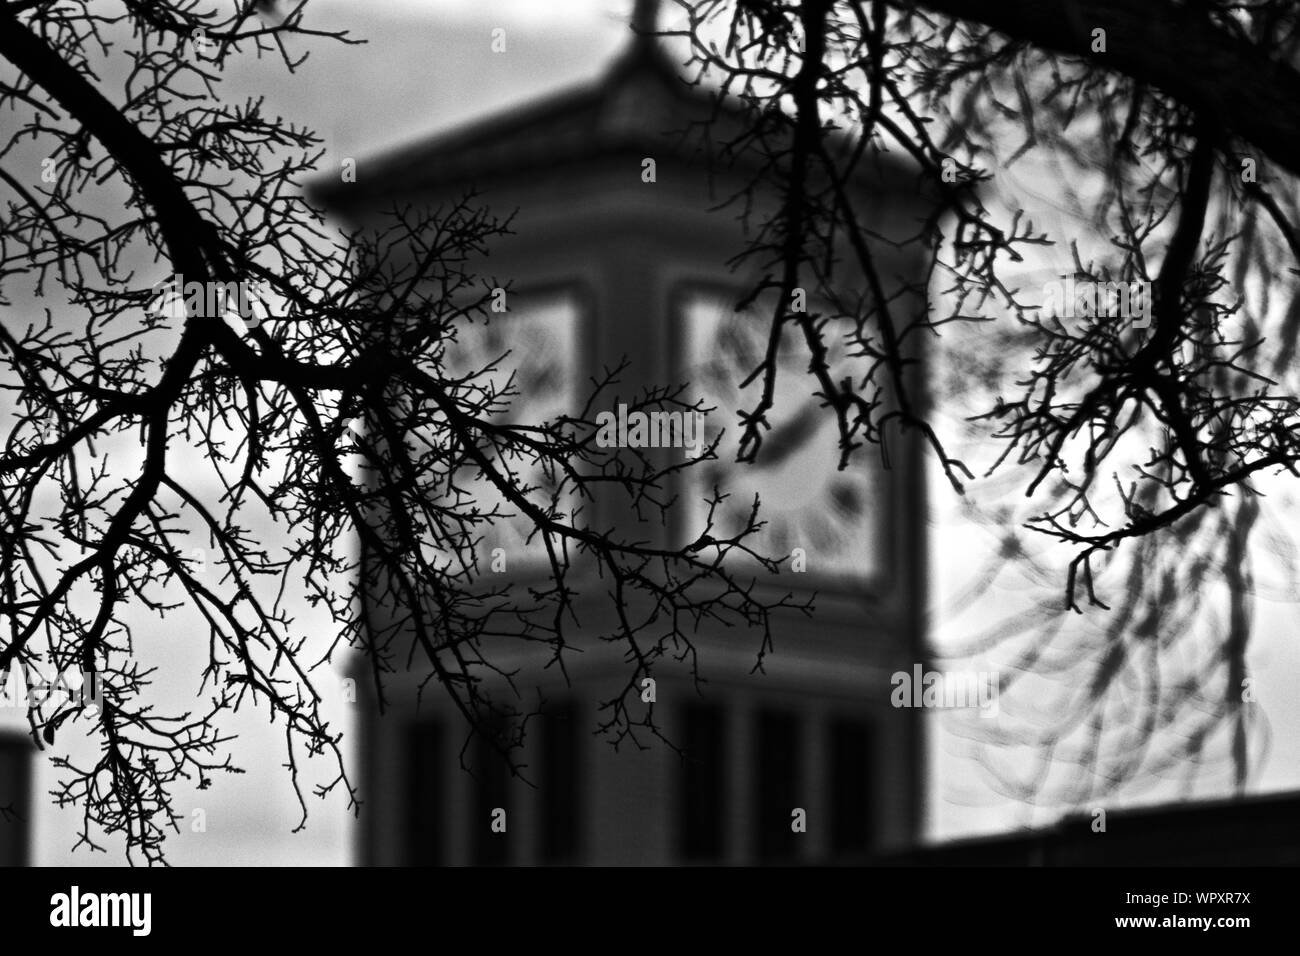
[0,0,1293,938]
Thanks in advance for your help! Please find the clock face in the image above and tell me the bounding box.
[442,293,579,572]
[681,291,883,584]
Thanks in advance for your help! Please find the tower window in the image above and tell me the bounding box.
[828,718,873,857]
[754,709,801,863]
[471,719,511,866]
[678,701,727,861]
[405,719,443,866]
[539,700,581,863]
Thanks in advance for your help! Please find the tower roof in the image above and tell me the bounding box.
[310,38,723,212]
[308,12,925,217]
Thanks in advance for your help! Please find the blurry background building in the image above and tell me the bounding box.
[0,731,32,866]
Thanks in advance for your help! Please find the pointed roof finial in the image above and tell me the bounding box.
[631,0,660,43]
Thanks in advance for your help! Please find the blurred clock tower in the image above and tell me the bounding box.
[314,0,935,865]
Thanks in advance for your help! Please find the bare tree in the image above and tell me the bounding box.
[671,0,1299,808]
[0,2,804,862]
[6,0,1293,863]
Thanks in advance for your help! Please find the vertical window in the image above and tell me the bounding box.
[405,719,443,866]
[539,700,581,863]
[679,702,727,861]
[471,720,511,866]
[754,709,800,863]
[829,718,873,857]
